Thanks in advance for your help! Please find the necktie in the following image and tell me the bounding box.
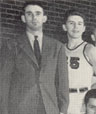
[34,36,41,66]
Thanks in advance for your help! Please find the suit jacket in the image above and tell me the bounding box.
[0,33,69,114]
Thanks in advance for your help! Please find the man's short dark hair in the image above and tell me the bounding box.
[64,9,86,25]
[84,89,96,106]
[22,1,45,14]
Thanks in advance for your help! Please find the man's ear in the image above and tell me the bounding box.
[62,24,67,31]
[83,26,86,33]
[43,15,47,23]
[21,15,26,23]
[91,34,95,41]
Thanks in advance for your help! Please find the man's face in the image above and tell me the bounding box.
[64,15,86,39]
[86,98,96,114]
[22,5,47,31]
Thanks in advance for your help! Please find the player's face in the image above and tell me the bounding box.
[64,15,86,39]
[21,5,47,31]
[86,98,96,114]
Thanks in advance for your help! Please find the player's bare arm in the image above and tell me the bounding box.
[85,44,96,88]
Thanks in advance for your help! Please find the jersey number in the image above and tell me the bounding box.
[67,57,80,69]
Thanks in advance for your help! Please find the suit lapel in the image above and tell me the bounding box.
[17,34,51,69]
[40,35,51,69]
[17,33,39,68]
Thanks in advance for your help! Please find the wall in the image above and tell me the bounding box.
[0,0,96,43]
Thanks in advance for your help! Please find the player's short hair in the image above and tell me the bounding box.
[84,89,96,106]
[22,1,45,14]
[64,9,86,25]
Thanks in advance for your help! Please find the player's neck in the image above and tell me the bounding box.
[68,38,84,49]
[26,27,43,36]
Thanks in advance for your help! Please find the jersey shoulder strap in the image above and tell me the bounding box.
[83,42,92,66]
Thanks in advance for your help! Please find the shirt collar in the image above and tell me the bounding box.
[26,31,43,51]
[26,31,43,41]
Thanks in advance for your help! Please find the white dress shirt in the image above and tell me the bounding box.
[26,31,43,52]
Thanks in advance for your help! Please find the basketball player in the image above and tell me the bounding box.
[62,9,96,114]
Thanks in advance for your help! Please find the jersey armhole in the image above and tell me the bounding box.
[83,43,93,66]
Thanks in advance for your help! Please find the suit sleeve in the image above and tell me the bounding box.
[56,44,69,114]
[0,39,15,114]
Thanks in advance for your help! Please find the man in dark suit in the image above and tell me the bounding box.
[0,1,69,114]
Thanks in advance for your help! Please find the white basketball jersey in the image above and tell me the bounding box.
[65,42,93,89]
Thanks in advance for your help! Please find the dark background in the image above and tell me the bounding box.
[0,0,96,44]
